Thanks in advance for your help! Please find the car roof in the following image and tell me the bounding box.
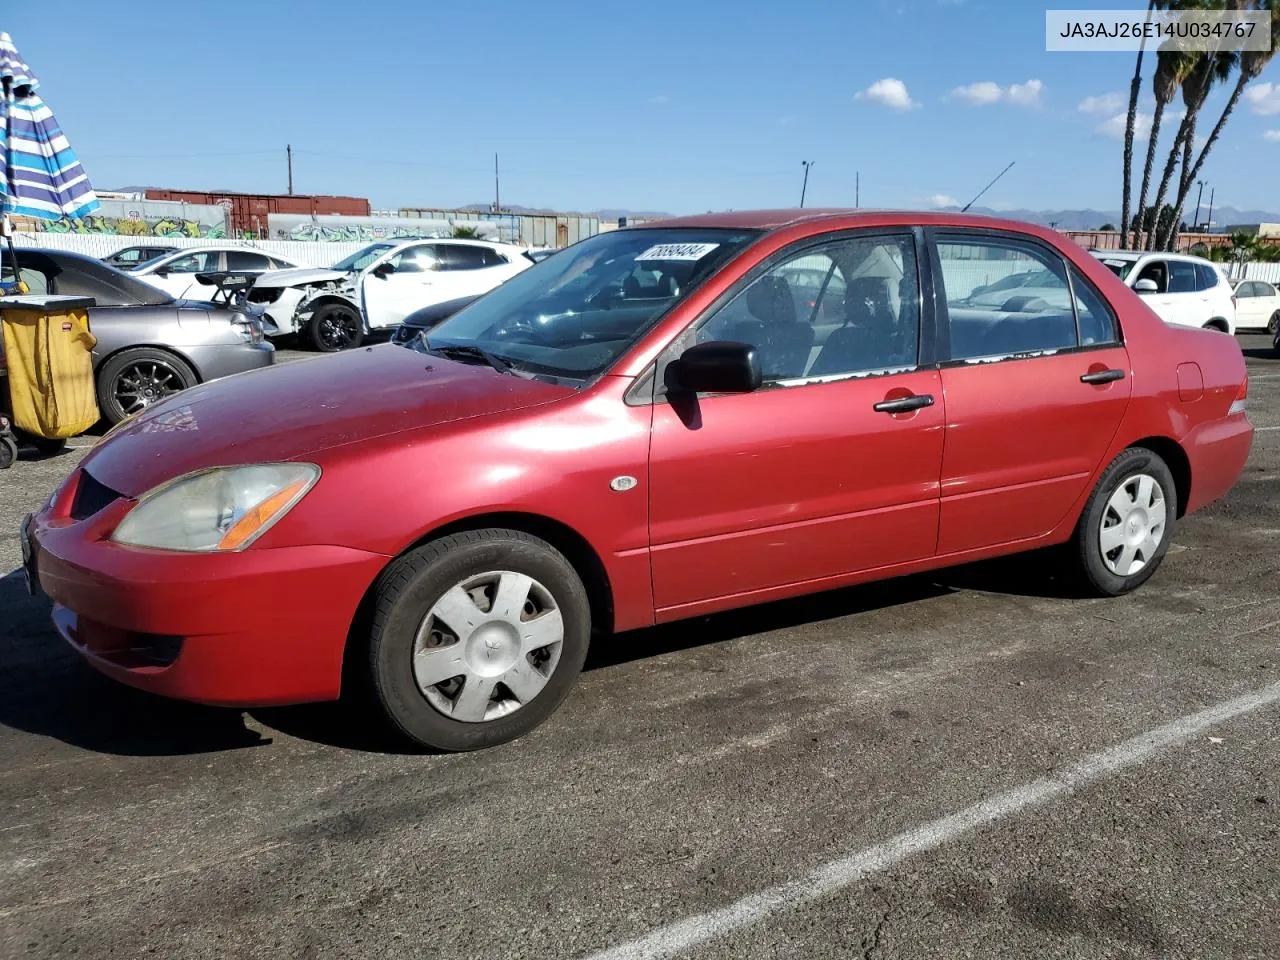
[1091,249,1219,265]
[633,208,1057,233]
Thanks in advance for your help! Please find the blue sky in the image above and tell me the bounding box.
[11,0,1280,215]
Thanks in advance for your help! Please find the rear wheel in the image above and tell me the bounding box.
[1071,447,1177,596]
[308,303,363,352]
[0,434,15,469]
[96,348,198,426]
[364,529,591,751]
[1268,312,1280,336]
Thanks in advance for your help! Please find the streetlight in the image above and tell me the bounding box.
[800,161,814,208]
[1193,180,1207,231]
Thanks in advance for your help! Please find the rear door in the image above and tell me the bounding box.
[435,244,517,297]
[931,230,1132,555]
[1234,281,1267,329]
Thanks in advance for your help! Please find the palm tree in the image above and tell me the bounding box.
[1155,44,1238,249]
[1165,2,1279,245]
[1131,43,1197,248]
[1121,1,1158,244]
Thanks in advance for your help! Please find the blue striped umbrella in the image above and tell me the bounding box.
[0,32,98,222]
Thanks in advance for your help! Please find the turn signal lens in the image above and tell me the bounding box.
[216,478,310,550]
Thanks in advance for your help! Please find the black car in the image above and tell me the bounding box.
[390,295,480,346]
[101,244,179,270]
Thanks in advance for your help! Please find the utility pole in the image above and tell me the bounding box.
[855,171,860,208]
[799,160,814,208]
[287,144,293,195]
[1193,180,1206,230]
[1205,187,1215,232]
[494,153,500,214]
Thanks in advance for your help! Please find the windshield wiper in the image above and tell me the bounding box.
[425,341,516,376]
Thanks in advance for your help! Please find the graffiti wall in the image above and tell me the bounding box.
[267,213,499,242]
[33,199,228,238]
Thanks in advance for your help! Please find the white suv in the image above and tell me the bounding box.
[248,238,534,351]
[1091,250,1236,334]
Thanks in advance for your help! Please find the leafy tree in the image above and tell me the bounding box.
[1099,223,1117,232]
[451,224,482,239]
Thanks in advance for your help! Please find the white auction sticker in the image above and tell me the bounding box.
[635,242,720,261]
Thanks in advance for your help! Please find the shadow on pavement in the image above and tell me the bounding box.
[1242,346,1277,360]
[0,548,1074,757]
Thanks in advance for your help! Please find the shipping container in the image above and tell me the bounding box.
[144,190,370,237]
[399,209,600,248]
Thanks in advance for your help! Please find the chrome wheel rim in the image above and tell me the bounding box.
[114,359,184,416]
[1099,473,1166,577]
[412,571,564,723]
[318,310,360,349]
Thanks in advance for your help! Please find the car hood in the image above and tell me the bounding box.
[80,344,573,498]
[253,266,349,289]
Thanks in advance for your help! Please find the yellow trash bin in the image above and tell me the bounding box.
[0,295,100,439]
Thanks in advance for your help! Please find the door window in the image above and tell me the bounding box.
[1134,260,1168,293]
[436,244,491,271]
[163,251,219,273]
[936,237,1078,359]
[1167,260,1197,293]
[1069,268,1119,345]
[387,245,439,273]
[688,234,919,383]
[1261,283,1279,298]
[225,251,272,271]
[1194,262,1220,292]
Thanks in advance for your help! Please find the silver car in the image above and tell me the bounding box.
[11,249,275,424]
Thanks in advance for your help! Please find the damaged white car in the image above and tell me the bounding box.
[248,238,536,351]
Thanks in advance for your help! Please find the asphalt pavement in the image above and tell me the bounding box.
[1,338,1277,959]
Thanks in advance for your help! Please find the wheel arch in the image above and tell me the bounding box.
[1203,317,1230,333]
[94,342,203,383]
[1128,435,1191,518]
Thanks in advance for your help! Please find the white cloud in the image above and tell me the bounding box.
[856,78,919,111]
[1265,129,1280,142]
[1245,82,1280,115]
[946,79,1042,107]
[1096,111,1152,141]
[948,82,1003,105]
[1078,92,1124,115]
[928,193,959,208]
[1007,79,1043,106]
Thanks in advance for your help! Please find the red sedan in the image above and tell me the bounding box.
[21,211,1252,751]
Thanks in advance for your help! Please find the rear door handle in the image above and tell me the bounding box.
[1080,369,1126,384]
[873,393,935,413]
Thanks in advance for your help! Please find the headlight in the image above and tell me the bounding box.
[112,463,320,552]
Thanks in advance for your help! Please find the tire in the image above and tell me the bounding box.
[308,303,363,352]
[1072,447,1177,597]
[364,529,591,751]
[0,434,15,469]
[96,348,199,426]
[1269,312,1280,336]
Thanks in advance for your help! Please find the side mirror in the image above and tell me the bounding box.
[153,267,170,278]
[372,262,394,278]
[669,341,762,394]
[1133,278,1159,294]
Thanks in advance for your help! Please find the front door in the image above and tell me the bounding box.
[647,231,945,618]
[932,232,1132,554]
[360,244,455,329]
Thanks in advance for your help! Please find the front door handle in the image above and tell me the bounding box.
[873,393,935,414]
[1080,369,1126,385]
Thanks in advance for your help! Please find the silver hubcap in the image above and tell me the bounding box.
[412,571,563,723]
[1099,473,1166,577]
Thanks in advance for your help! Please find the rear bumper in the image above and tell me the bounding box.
[186,341,275,382]
[1184,412,1253,514]
[27,502,387,707]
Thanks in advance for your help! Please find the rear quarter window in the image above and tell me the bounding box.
[1194,263,1221,291]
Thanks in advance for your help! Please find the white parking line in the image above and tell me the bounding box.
[1255,426,1280,432]
[584,679,1280,960]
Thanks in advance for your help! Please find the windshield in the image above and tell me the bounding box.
[332,243,396,272]
[1097,257,1137,281]
[417,228,759,381]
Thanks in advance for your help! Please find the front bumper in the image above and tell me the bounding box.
[25,476,388,707]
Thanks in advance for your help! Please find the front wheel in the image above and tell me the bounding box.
[308,304,363,352]
[1072,448,1177,596]
[364,529,591,751]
